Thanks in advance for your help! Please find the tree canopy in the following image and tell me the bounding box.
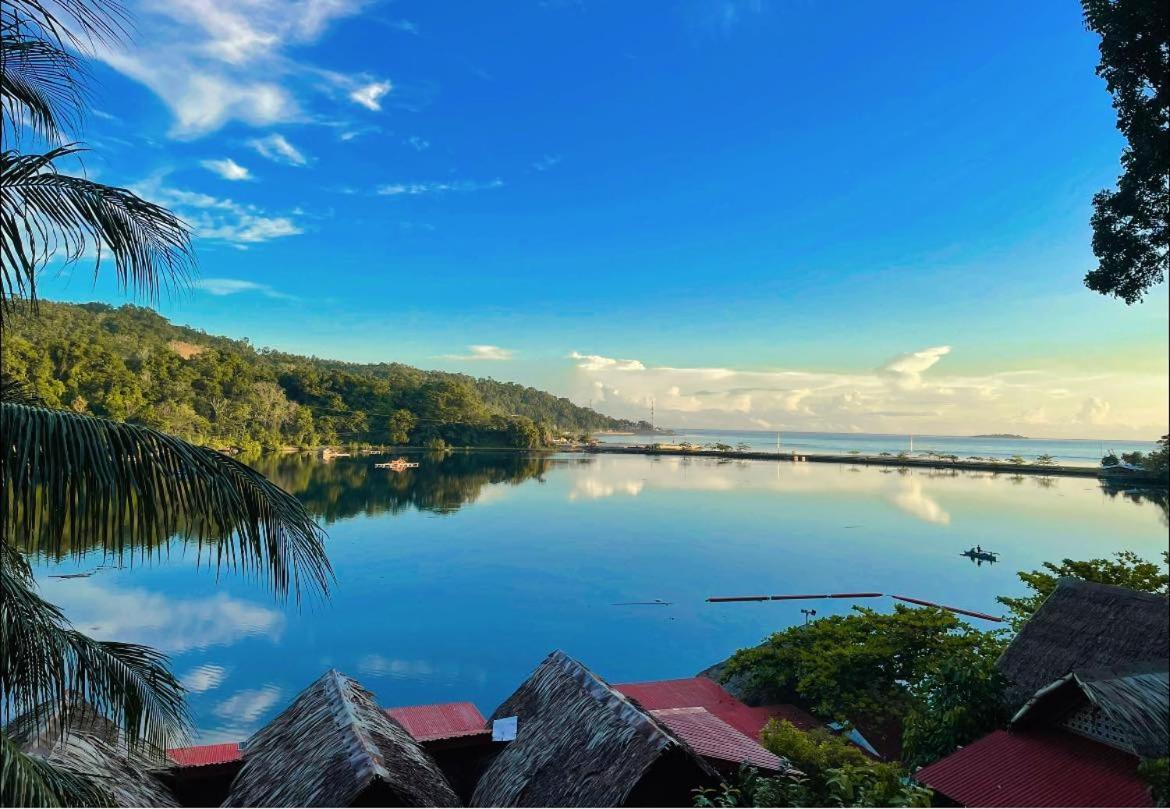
[1081,0,1169,303]
[3,300,652,452]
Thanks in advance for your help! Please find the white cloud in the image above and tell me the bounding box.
[200,158,252,181]
[407,135,430,151]
[181,664,228,693]
[84,0,373,137]
[195,278,298,300]
[439,345,515,361]
[248,133,307,165]
[564,346,1167,439]
[882,346,951,390]
[532,154,562,171]
[376,179,504,196]
[1076,397,1112,425]
[133,176,304,247]
[569,352,646,372]
[350,80,393,111]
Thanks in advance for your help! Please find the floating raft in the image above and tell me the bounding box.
[374,458,420,471]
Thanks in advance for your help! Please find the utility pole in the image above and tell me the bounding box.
[650,398,655,429]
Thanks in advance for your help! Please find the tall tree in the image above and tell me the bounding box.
[1081,0,1169,303]
[0,1,331,804]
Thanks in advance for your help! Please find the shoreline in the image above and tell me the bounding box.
[572,444,1168,483]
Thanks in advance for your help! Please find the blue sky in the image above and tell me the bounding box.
[41,0,1168,438]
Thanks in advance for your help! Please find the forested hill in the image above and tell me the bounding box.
[2,301,653,451]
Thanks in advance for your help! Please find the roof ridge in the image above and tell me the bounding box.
[323,669,391,789]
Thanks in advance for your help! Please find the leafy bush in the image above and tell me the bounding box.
[996,550,1169,629]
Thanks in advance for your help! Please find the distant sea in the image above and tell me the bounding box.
[595,428,1160,467]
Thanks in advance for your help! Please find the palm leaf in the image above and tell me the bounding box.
[1,0,129,53]
[0,731,111,808]
[1,147,193,322]
[1,22,86,140]
[1,550,189,751]
[3,403,333,600]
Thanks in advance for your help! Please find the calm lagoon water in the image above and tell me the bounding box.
[33,451,1168,743]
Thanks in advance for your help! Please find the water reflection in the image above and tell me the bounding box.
[29,451,1168,743]
[245,450,555,521]
[38,578,284,653]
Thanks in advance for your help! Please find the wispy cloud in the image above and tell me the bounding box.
[84,0,374,137]
[200,157,252,181]
[385,19,420,35]
[376,179,503,196]
[350,80,393,111]
[439,345,515,361]
[338,125,381,142]
[532,154,562,171]
[248,133,308,165]
[407,135,430,151]
[134,175,304,247]
[195,278,298,300]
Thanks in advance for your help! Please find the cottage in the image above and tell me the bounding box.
[915,581,1169,808]
[223,669,460,807]
[470,651,718,807]
[996,578,1170,707]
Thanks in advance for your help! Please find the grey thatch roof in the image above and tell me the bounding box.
[31,731,179,807]
[997,578,1170,706]
[224,669,460,807]
[470,650,717,807]
[1012,662,1169,758]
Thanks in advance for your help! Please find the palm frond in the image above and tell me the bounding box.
[1,22,86,139]
[2,403,333,600]
[1,147,193,321]
[1,0,129,53]
[0,731,110,808]
[1,556,190,751]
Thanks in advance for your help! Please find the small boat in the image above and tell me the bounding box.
[374,457,419,471]
[961,547,999,563]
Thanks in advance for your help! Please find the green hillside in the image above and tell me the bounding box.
[2,301,653,452]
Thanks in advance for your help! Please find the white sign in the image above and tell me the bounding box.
[492,716,518,742]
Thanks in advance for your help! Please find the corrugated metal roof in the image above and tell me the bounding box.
[384,701,488,742]
[167,742,242,768]
[914,729,1153,807]
[650,708,786,772]
[613,677,820,739]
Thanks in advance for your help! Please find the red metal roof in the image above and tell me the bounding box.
[651,707,786,772]
[384,701,487,742]
[167,742,242,768]
[613,677,820,739]
[914,730,1153,807]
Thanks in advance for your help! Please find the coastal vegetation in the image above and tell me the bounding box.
[710,548,1169,806]
[2,301,653,453]
[1102,435,1170,479]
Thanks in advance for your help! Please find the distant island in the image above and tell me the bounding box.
[971,433,1028,439]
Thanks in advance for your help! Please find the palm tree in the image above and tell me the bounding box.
[1,1,331,804]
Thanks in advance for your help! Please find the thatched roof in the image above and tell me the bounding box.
[1012,662,1169,758]
[11,702,177,807]
[997,578,1170,706]
[30,731,178,807]
[224,669,460,807]
[470,651,717,807]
